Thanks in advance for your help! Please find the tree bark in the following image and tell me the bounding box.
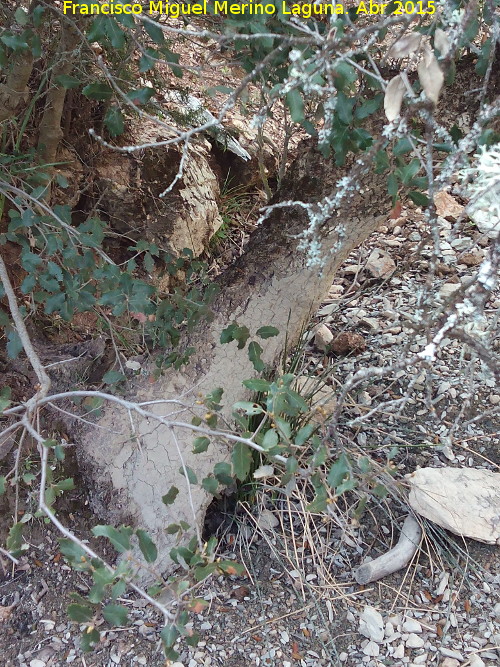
[0,51,34,123]
[78,142,390,577]
[37,20,81,166]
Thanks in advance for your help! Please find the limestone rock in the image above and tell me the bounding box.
[366,248,396,279]
[407,467,500,544]
[359,606,384,643]
[314,323,334,351]
[434,191,464,220]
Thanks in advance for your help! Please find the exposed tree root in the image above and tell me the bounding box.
[354,515,422,585]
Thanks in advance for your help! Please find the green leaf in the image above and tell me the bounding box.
[166,523,182,534]
[295,423,315,446]
[1,34,29,51]
[56,173,69,188]
[274,416,291,439]
[234,326,250,349]
[45,486,56,507]
[143,251,155,273]
[102,370,126,384]
[103,16,125,48]
[408,191,430,207]
[0,476,5,495]
[336,91,354,124]
[393,136,414,156]
[248,341,265,372]
[6,522,23,552]
[358,456,371,474]
[242,378,271,393]
[398,159,420,185]
[372,483,389,498]
[232,401,263,415]
[0,386,11,414]
[201,476,218,494]
[55,74,81,89]
[195,562,218,580]
[104,106,124,137]
[179,466,197,485]
[102,603,128,626]
[80,628,100,652]
[15,7,29,25]
[55,477,75,491]
[136,529,158,563]
[217,560,246,575]
[261,429,278,450]
[336,478,357,496]
[256,326,279,339]
[161,624,179,648]
[82,83,113,101]
[286,89,305,123]
[144,19,165,44]
[213,462,233,486]
[32,5,45,26]
[92,525,133,553]
[111,579,127,600]
[6,330,23,359]
[162,486,179,505]
[126,87,155,105]
[67,603,94,623]
[59,538,89,567]
[306,486,328,512]
[220,323,238,344]
[232,442,252,481]
[387,172,398,198]
[327,453,350,489]
[162,47,182,77]
[354,94,382,120]
[192,436,210,454]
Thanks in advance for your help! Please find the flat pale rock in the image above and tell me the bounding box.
[359,606,384,643]
[407,467,500,545]
[366,248,396,279]
[434,191,464,220]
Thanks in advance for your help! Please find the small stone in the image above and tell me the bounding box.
[434,191,464,220]
[362,641,380,657]
[359,606,385,643]
[440,647,464,661]
[314,323,334,351]
[339,652,348,662]
[413,654,428,664]
[460,252,483,267]
[439,283,461,298]
[440,659,460,667]
[29,661,46,667]
[402,618,422,633]
[393,644,405,659]
[406,634,425,649]
[468,656,485,667]
[366,248,396,279]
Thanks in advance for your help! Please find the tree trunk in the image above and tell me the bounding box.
[37,20,81,167]
[79,142,390,576]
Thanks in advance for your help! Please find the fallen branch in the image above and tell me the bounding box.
[354,515,422,585]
